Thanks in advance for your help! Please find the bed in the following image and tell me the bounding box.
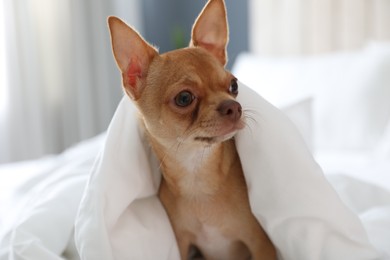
[0,41,390,259]
[1,43,390,259]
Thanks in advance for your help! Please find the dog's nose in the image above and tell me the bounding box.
[217,100,242,121]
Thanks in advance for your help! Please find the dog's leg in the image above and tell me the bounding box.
[242,233,277,260]
[174,230,195,260]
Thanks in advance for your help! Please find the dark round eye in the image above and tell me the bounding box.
[229,78,238,95]
[175,91,194,107]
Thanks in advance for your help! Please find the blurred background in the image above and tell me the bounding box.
[1,0,390,163]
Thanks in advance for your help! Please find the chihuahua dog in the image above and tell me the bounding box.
[108,0,276,259]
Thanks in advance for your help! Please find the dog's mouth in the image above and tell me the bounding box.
[194,136,216,144]
[193,114,245,145]
[194,131,237,144]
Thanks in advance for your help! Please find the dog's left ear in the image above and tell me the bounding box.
[191,0,229,66]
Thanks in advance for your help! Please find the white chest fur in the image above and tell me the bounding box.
[173,145,220,196]
[175,143,214,173]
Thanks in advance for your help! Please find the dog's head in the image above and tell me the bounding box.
[108,0,244,148]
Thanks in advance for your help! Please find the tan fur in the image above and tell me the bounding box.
[108,0,276,259]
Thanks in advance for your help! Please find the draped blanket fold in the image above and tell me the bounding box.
[74,82,382,260]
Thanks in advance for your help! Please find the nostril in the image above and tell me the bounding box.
[217,100,242,121]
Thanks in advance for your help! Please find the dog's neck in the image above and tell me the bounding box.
[146,131,236,198]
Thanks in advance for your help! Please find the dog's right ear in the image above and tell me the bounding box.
[191,0,229,66]
[108,16,158,100]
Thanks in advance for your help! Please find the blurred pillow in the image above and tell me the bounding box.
[279,96,313,151]
[233,56,315,150]
[376,120,390,159]
[232,44,390,151]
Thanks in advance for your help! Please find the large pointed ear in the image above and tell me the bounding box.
[190,0,229,66]
[108,16,158,100]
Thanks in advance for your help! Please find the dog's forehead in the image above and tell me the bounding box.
[161,48,227,80]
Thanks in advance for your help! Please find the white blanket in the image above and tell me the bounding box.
[74,82,383,259]
[0,135,102,259]
[0,82,386,259]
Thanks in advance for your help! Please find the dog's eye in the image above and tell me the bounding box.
[229,78,238,95]
[175,91,194,107]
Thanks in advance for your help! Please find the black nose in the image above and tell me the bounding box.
[217,100,242,121]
